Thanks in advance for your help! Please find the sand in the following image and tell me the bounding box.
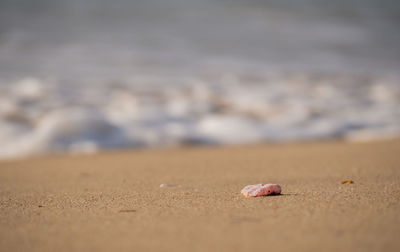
[1,139,400,252]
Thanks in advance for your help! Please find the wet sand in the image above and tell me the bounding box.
[1,139,400,252]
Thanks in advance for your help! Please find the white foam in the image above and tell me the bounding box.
[196,115,265,144]
[12,78,44,101]
[0,73,399,159]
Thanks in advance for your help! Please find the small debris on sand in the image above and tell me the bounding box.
[340,180,354,184]
[241,184,281,197]
[160,184,173,188]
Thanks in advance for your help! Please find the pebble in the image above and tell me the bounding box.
[241,184,282,197]
[160,184,173,188]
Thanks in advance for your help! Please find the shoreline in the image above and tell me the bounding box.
[1,136,397,163]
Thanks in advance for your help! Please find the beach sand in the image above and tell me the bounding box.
[1,139,399,252]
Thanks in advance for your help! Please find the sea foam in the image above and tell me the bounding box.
[0,73,399,159]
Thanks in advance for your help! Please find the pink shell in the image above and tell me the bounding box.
[241,184,282,197]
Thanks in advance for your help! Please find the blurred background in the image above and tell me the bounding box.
[0,0,399,158]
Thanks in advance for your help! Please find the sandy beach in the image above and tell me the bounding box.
[2,1,399,251]
[1,139,400,252]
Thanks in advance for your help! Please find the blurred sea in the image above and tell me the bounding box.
[0,0,399,158]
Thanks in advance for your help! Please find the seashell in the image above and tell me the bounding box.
[241,184,281,197]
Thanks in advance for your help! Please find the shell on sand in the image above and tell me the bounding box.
[241,184,281,197]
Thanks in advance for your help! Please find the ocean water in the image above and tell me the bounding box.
[0,0,399,158]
